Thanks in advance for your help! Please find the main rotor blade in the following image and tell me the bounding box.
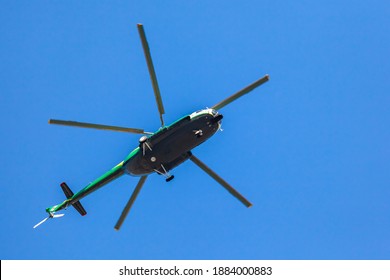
[211,74,270,111]
[137,23,165,127]
[49,119,152,135]
[189,154,252,208]
[114,175,148,231]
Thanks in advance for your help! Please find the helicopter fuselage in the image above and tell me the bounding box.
[124,108,222,176]
[45,109,223,214]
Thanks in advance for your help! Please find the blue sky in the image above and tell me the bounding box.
[1,1,389,259]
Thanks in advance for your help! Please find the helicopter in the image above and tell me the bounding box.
[34,24,269,230]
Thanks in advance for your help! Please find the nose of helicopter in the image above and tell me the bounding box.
[211,113,223,124]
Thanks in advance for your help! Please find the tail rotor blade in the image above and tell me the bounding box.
[211,74,270,111]
[49,119,152,135]
[52,214,65,218]
[33,212,65,229]
[137,24,165,127]
[114,176,148,231]
[33,217,49,229]
[190,154,252,208]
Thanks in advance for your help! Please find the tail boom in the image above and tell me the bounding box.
[46,162,125,215]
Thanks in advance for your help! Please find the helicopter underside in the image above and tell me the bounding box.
[124,112,222,177]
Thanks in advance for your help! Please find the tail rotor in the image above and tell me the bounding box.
[33,213,64,229]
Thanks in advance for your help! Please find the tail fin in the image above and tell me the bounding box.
[60,182,87,216]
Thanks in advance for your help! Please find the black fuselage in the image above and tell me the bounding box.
[124,109,222,176]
